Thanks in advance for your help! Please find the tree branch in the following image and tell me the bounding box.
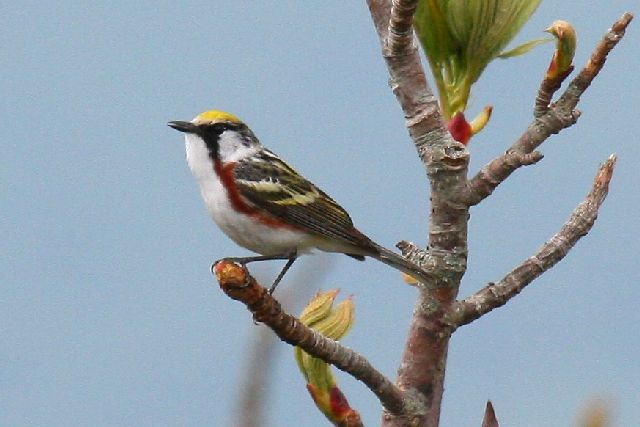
[534,66,574,118]
[368,1,471,426]
[367,0,448,142]
[213,259,408,416]
[448,155,616,327]
[386,0,419,55]
[458,13,632,206]
[557,13,633,110]
[235,260,332,427]
[458,151,544,206]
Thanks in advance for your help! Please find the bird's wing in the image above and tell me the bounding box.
[233,150,373,249]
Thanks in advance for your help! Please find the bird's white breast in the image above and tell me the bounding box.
[184,133,314,255]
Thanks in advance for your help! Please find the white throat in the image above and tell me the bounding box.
[184,133,215,182]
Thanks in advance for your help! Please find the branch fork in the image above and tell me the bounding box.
[215,7,632,427]
[461,13,632,207]
[450,154,617,328]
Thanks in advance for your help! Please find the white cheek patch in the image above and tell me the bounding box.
[217,130,259,163]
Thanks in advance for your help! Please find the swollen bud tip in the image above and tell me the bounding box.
[294,291,357,424]
[448,112,472,145]
[545,20,577,79]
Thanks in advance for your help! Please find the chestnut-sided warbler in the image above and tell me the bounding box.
[168,110,431,292]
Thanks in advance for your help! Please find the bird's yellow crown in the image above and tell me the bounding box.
[193,110,242,125]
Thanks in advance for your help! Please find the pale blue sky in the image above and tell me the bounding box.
[3,2,639,426]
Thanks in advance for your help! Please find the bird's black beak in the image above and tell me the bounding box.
[168,120,198,134]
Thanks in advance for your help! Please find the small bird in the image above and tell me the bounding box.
[168,110,431,292]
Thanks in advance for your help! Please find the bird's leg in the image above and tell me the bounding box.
[213,250,297,294]
[268,256,297,294]
[226,254,292,264]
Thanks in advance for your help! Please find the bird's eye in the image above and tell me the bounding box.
[204,123,228,137]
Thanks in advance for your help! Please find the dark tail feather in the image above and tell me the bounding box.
[368,242,432,284]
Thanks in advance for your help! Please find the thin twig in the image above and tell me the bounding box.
[457,151,544,206]
[558,13,633,110]
[448,155,617,327]
[534,66,574,118]
[213,259,407,416]
[459,13,632,206]
[235,258,331,427]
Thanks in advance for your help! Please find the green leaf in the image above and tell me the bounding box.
[498,37,552,58]
[414,0,544,117]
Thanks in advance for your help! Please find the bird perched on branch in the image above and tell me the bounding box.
[168,110,430,292]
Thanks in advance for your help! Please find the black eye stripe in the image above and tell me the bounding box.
[213,122,241,131]
[200,122,244,139]
[199,122,254,158]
